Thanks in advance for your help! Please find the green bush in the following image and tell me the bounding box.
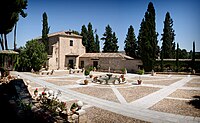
[84,69,90,76]
[137,69,144,75]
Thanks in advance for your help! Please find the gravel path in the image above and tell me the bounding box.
[118,86,160,103]
[149,99,200,117]
[168,89,200,99]
[70,87,120,103]
[44,80,77,86]
[142,79,181,86]
[85,106,150,123]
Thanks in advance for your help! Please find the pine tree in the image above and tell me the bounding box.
[101,25,113,52]
[161,12,175,59]
[42,12,50,53]
[112,32,119,52]
[80,25,88,48]
[87,22,95,53]
[124,25,137,58]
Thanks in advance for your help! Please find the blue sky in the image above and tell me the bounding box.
[7,0,200,52]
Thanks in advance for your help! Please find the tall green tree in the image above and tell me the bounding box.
[101,25,118,52]
[137,2,158,71]
[18,39,47,71]
[176,43,179,72]
[161,12,175,59]
[0,0,27,50]
[160,50,164,72]
[80,25,88,48]
[87,22,95,53]
[101,25,113,52]
[192,41,195,70]
[112,32,119,52]
[42,12,50,53]
[124,25,137,58]
[94,33,100,53]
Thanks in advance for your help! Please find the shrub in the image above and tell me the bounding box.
[84,69,90,76]
[137,69,144,75]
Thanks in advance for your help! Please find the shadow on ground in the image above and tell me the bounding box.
[188,96,200,109]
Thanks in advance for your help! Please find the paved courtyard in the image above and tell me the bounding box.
[11,70,200,123]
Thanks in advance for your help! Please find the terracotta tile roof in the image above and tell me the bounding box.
[79,53,134,59]
[35,30,82,39]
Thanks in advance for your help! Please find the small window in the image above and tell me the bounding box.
[70,40,73,46]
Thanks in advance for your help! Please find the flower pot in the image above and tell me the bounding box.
[137,80,142,85]
[34,91,38,97]
[84,80,89,85]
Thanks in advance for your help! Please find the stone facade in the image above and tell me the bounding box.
[38,31,85,70]
[79,53,142,73]
[37,31,142,72]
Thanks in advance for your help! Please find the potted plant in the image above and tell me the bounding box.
[84,69,90,85]
[137,76,142,85]
[34,88,38,97]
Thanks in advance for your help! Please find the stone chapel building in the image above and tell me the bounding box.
[37,31,142,73]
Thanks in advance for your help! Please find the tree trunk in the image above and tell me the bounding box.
[14,23,17,50]
[4,34,8,50]
[0,34,4,50]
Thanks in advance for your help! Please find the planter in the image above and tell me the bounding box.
[89,75,93,78]
[34,91,38,97]
[84,80,89,85]
[137,80,142,85]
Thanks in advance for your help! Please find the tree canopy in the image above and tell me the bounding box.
[0,0,28,50]
[101,25,119,53]
[124,25,137,58]
[161,12,175,59]
[137,2,158,71]
[17,39,47,72]
[42,12,50,54]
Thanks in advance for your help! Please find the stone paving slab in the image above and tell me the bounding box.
[11,71,199,123]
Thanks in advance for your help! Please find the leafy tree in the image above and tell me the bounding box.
[0,0,28,50]
[179,49,188,59]
[101,25,118,52]
[137,2,158,72]
[124,25,137,58]
[161,12,175,59]
[72,30,80,35]
[87,22,95,53]
[17,39,47,71]
[42,12,50,53]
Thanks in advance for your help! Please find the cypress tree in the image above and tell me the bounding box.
[192,41,195,70]
[160,50,164,72]
[137,2,158,72]
[161,12,175,59]
[95,33,100,53]
[42,12,50,53]
[80,25,88,48]
[87,22,95,53]
[176,43,179,72]
[124,25,137,58]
